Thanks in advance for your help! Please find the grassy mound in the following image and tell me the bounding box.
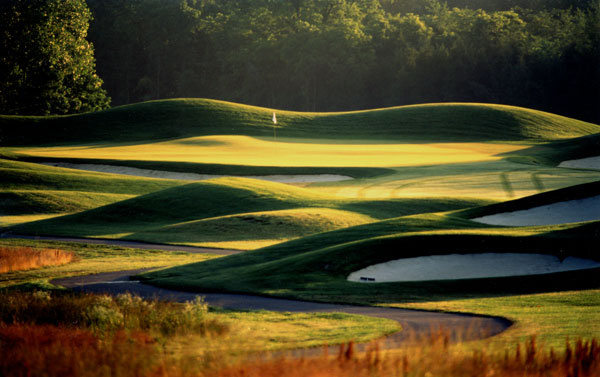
[8,176,490,242]
[10,157,392,180]
[0,159,179,195]
[139,217,600,304]
[1,99,597,145]
[0,159,182,226]
[458,180,600,219]
[0,190,132,216]
[127,208,376,250]
[134,182,600,303]
[504,133,600,166]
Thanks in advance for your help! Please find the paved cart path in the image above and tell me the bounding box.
[3,234,511,352]
[52,269,512,353]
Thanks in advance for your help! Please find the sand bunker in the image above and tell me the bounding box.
[472,195,600,226]
[41,162,353,183]
[348,253,600,282]
[558,156,600,171]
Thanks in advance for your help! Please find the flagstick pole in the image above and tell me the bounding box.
[272,112,277,141]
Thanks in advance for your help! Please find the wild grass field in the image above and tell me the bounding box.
[1,99,599,376]
[0,245,76,273]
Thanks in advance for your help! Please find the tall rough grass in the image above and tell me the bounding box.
[213,336,599,377]
[1,290,597,377]
[0,290,230,377]
[0,324,159,377]
[0,246,76,272]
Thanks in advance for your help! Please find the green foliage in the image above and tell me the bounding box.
[0,0,110,115]
[0,290,222,337]
[83,0,599,122]
[84,296,124,332]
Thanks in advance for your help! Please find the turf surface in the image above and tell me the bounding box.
[2,99,598,145]
[1,98,599,348]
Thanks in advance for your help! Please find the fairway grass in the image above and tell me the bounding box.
[0,158,183,226]
[1,98,599,357]
[395,289,600,350]
[128,208,377,250]
[15,136,528,167]
[0,238,400,354]
[2,99,598,145]
[186,310,400,352]
[0,238,218,289]
[6,177,493,247]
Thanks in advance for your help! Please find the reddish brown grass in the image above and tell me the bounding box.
[212,336,600,377]
[0,246,76,273]
[0,292,596,377]
[0,324,160,377]
[0,318,597,377]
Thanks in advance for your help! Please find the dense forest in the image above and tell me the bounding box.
[2,0,599,123]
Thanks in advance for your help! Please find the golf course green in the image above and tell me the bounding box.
[1,98,599,349]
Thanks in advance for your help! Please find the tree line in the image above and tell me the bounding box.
[1,0,599,123]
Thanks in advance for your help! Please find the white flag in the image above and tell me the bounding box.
[272,112,277,124]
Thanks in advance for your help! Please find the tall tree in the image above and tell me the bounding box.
[0,0,110,115]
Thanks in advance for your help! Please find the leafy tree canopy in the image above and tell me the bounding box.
[82,0,599,123]
[0,0,110,115]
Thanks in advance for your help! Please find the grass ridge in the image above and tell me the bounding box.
[1,99,597,145]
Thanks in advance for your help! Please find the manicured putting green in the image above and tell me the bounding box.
[17,136,527,168]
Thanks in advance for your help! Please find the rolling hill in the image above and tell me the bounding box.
[1,99,598,146]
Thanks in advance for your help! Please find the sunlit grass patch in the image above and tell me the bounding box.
[215,310,400,351]
[316,160,600,200]
[129,208,376,250]
[0,158,182,228]
[0,246,77,273]
[8,178,489,245]
[0,238,219,288]
[16,136,528,168]
[0,214,61,227]
[394,289,600,351]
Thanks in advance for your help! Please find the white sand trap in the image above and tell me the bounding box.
[558,156,600,171]
[472,195,600,226]
[41,162,353,183]
[348,253,600,282]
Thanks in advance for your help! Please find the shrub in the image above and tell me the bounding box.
[83,295,124,332]
[0,290,228,337]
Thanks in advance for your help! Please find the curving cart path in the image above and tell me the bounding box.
[4,234,511,351]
